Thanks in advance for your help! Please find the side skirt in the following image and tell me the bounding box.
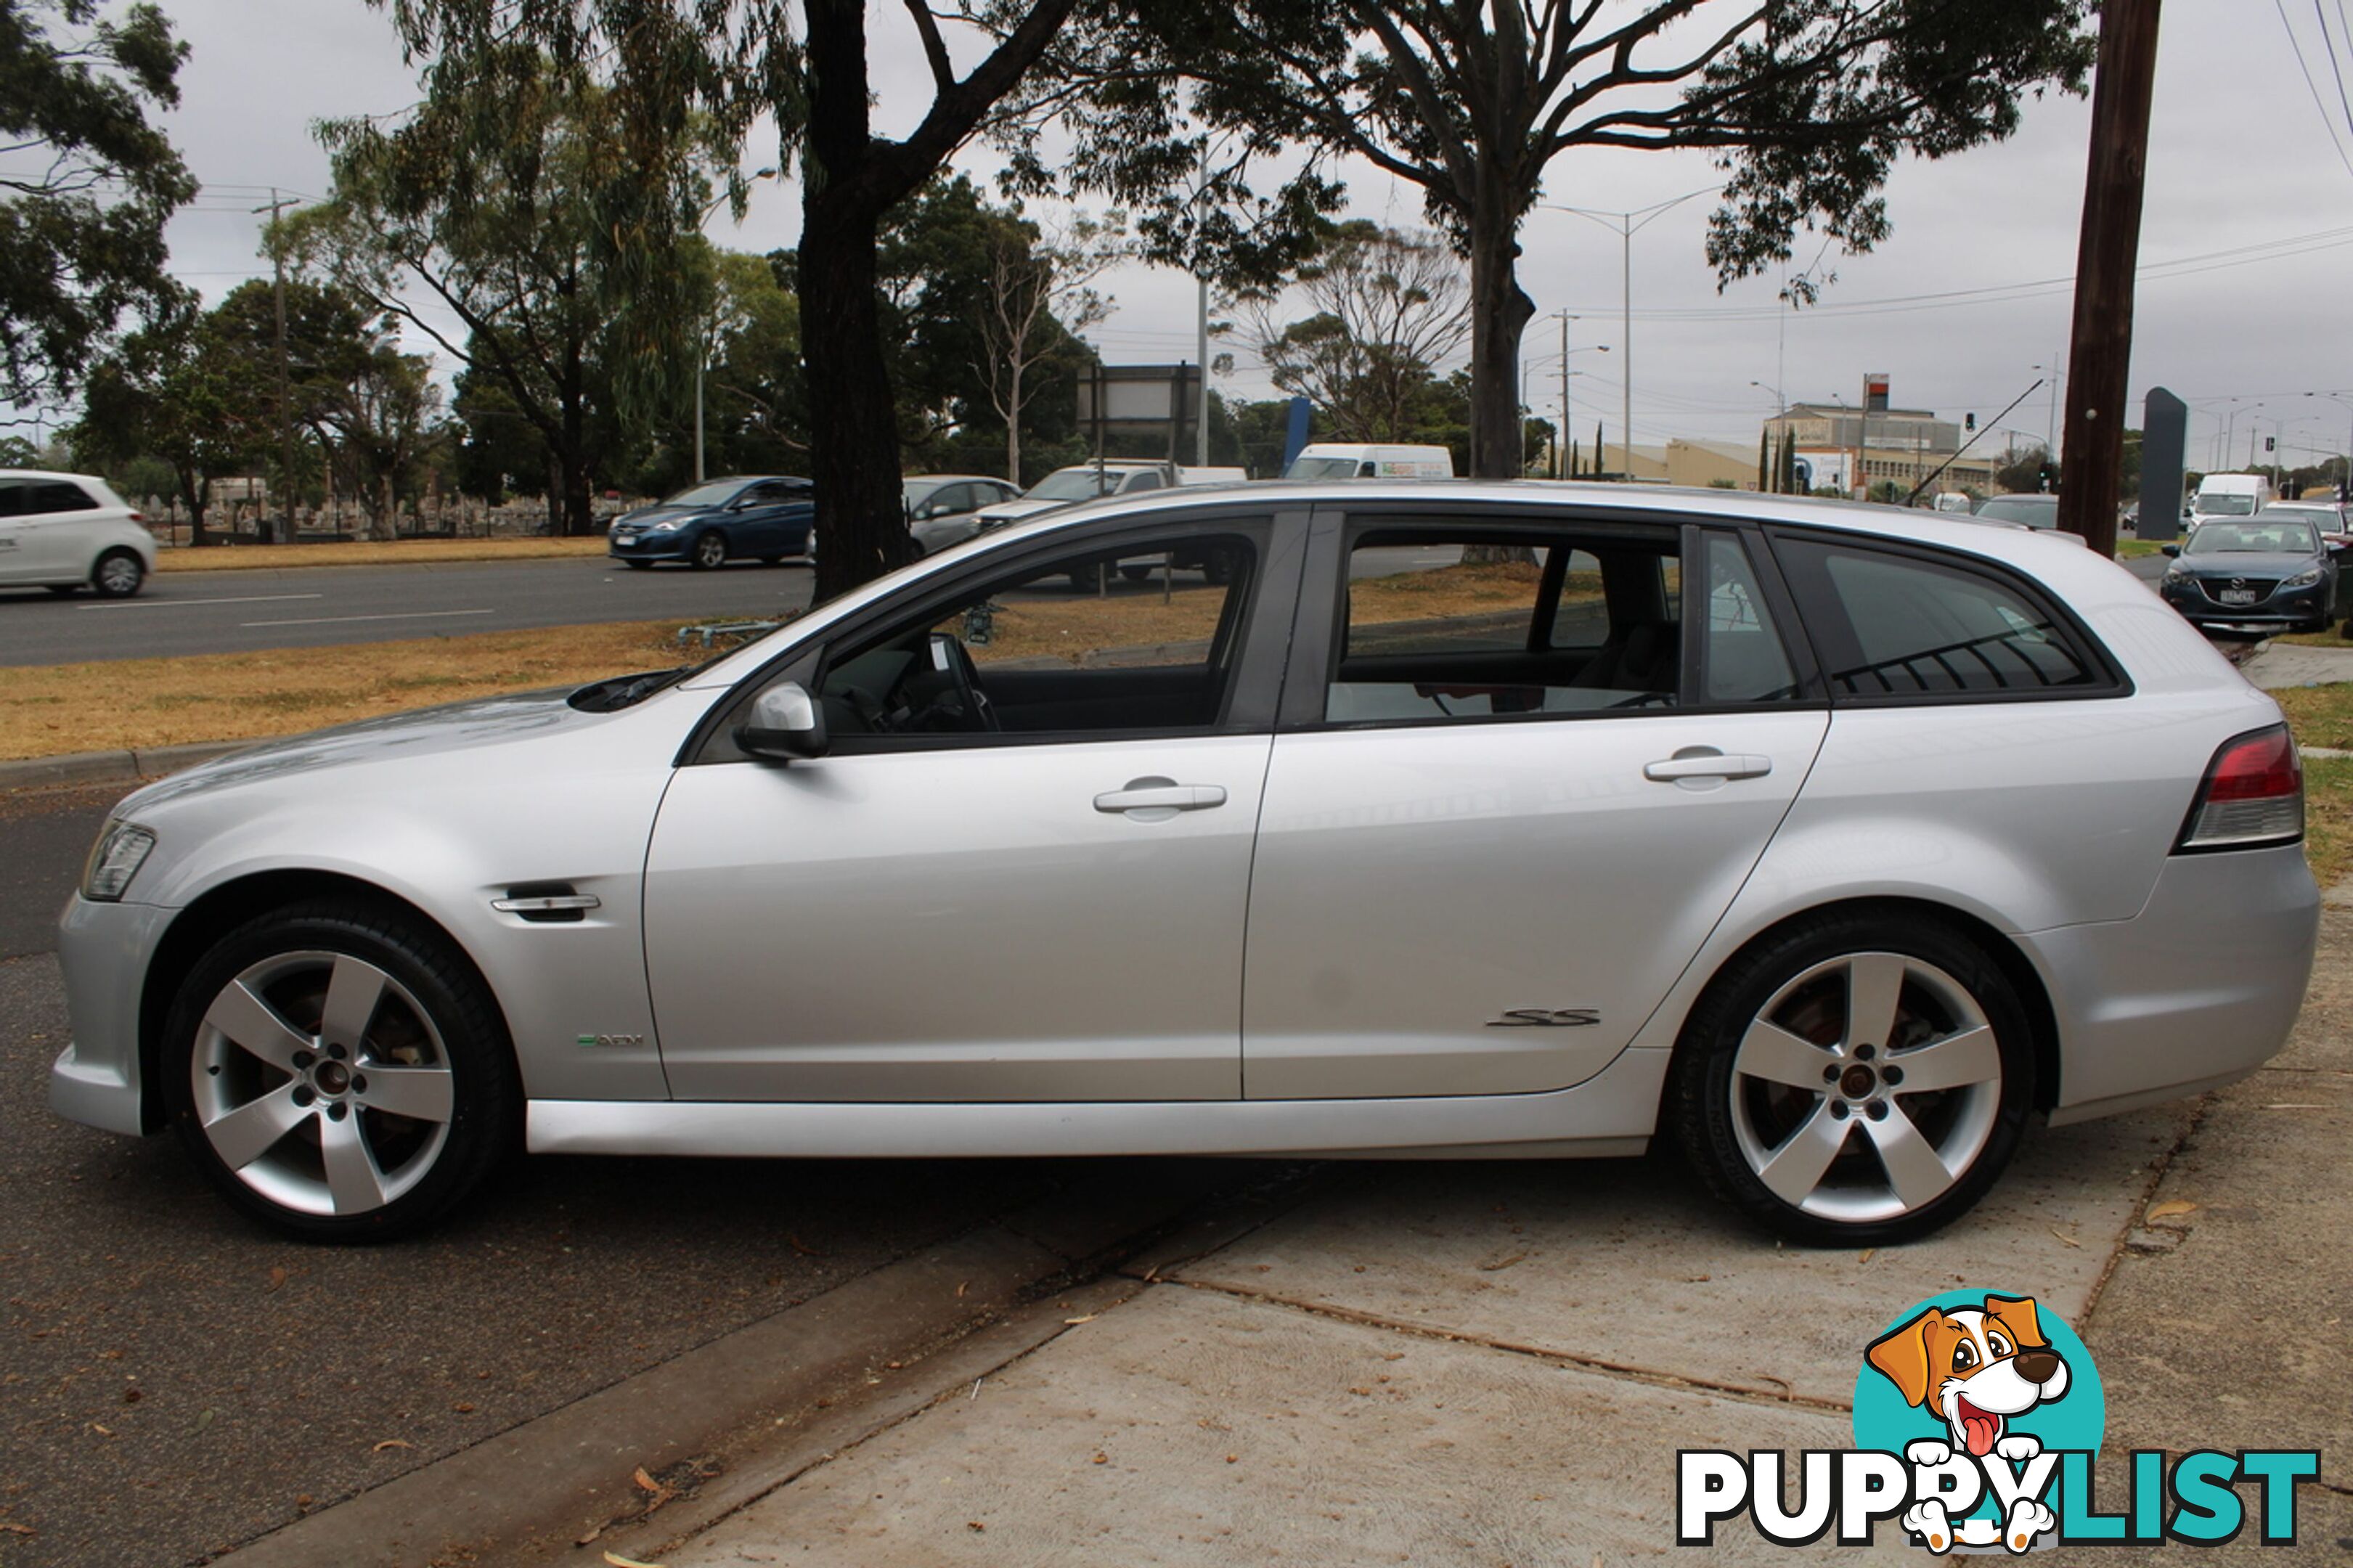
[529,1046,1671,1160]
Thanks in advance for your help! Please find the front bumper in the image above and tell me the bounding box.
[606,529,694,562]
[2160,576,2328,627]
[2020,843,2317,1124]
[49,894,178,1136]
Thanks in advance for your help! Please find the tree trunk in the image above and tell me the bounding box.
[1465,196,1535,481]
[179,471,209,547]
[802,194,911,601]
[1006,360,1024,486]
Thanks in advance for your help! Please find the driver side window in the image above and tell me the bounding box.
[814,530,1260,744]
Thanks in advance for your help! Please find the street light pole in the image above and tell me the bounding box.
[1541,187,1716,481]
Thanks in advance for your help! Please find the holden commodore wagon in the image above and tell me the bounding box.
[52,483,2317,1245]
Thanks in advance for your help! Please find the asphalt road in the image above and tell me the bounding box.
[0,785,1088,1568]
[0,558,820,669]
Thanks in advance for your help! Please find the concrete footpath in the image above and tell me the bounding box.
[582,925,2353,1567]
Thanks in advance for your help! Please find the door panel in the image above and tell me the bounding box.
[1240,711,1826,1098]
[645,734,1271,1102]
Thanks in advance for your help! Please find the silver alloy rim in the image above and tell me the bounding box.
[1728,951,2002,1224]
[696,534,725,567]
[98,555,141,594]
[189,950,455,1217]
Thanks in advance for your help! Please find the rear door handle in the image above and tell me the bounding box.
[1643,749,1772,783]
[1094,777,1228,820]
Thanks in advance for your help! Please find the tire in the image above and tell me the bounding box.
[759,556,783,566]
[94,549,145,598]
[1200,552,1236,587]
[621,559,653,571]
[161,899,520,1241]
[690,531,727,571]
[1118,564,1152,582]
[1668,907,2034,1247]
[1069,562,1106,593]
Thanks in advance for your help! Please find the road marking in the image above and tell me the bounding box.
[76,593,325,611]
[240,608,497,628]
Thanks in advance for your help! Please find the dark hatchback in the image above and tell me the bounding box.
[607,475,815,570]
[2159,513,2340,634]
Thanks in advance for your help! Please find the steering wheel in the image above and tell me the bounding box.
[929,632,1000,732]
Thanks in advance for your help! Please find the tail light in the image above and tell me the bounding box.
[129,511,144,523]
[2176,724,2302,852]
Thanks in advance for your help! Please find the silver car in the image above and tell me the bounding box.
[51,483,2317,1245]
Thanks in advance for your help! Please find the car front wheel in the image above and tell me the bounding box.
[162,900,519,1241]
[691,531,727,570]
[1669,909,2032,1246]
[94,549,145,597]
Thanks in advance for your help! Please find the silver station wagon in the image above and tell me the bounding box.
[52,483,2318,1244]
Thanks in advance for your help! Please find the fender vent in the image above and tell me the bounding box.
[491,881,600,923]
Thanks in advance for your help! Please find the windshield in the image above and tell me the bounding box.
[2188,521,2318,554]
[1975,498,2058,527]
[659,479,746,509]
[2194,492,2257,517]
[1286,457,1365,480]
[1026,468,1117,502]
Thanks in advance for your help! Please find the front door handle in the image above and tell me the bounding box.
[1643,748,1772,783]
[1094,777,1228,821]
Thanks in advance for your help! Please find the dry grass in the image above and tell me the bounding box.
[2114,540,2167,560]
[155,536,612,573]
[0,620,687,759]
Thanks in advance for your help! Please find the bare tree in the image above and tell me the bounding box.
[975,211,1125,484]
[1244,221,1468,443]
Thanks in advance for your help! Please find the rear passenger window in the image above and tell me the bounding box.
[25,481,97,515]
[1702,534,1801,703]
[1329,532,1681,722]
[1774,537,2098,696]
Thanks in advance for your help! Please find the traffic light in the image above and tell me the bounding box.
[2038,459,2059,493]
[1965,412,1976,432]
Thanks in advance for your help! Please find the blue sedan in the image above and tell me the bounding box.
[607,476,815,570]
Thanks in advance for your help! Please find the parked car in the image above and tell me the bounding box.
[1971,494,2060,529]
[0,469,154,597]
[2158,512,2338,634]
[2190,472,2274,524]
[966,462,1244,534]
[605,475,814,570]
[53,483,2315,1249]
[905,474,1024,555]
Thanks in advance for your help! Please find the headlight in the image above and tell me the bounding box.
[2282,566,2324,589]
[645,517,685,533]
[81,820,156,902]
[2162,565,2187,582]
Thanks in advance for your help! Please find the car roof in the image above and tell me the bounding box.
[0,468,105,484]
[905,473,1011,486]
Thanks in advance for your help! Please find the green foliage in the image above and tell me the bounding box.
[0,0,195,407]
[294,41,726,532]
[1244,222,1468,444]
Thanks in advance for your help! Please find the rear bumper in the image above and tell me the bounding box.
[2020,844,2317,1122]
[49,894,177,1137]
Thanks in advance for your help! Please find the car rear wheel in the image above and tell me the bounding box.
[691,531,727,570]
[1669,909,2032,1246]
[94,549,145,597]
[163,901,519,1241]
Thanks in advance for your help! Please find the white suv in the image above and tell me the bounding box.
[0,470,155,597]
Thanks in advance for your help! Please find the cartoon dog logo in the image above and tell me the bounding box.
[1867,1295,2070,1553]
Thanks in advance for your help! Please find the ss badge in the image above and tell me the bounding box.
[1485,1008,1600,1028]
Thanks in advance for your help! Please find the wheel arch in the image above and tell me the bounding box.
[136,868,515,1134]
[1665,895,2063,1114]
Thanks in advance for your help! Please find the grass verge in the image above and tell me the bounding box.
[0,620,689,760]
[155,536,612,573]
[2115,540,2166,560]
[2267,685,2353,886]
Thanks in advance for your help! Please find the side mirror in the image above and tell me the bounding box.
[735,681,828,761]
[2160,544,2179,557]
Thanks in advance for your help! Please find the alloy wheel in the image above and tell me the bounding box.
[693,532,727,569]
[188,950,457,1218]
[1726,951,2003,1225]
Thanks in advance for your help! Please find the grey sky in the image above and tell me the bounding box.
[145,0,2353,470]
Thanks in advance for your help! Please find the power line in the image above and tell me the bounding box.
[2276,0,2353,183]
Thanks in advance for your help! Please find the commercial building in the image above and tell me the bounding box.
[1765,401,2005,500]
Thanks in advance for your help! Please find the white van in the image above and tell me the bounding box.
[2191,473,2275,523]
[1284,443,1455,480]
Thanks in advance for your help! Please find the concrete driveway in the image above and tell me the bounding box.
[624,926,2353,1567]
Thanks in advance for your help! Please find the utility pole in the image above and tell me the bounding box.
[254,189,299,545]
[1557,311,1571,480]
[2057,0,2161,555]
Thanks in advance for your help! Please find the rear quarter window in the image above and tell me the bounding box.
[25,481,98,515]
[1771,534,2114,700]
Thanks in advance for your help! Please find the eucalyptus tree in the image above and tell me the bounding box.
[1244,221,1469,444]
[294,41,724,534]
[372,0,1088,596]
[1027,0,2097,479]
[1,0,195,409]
